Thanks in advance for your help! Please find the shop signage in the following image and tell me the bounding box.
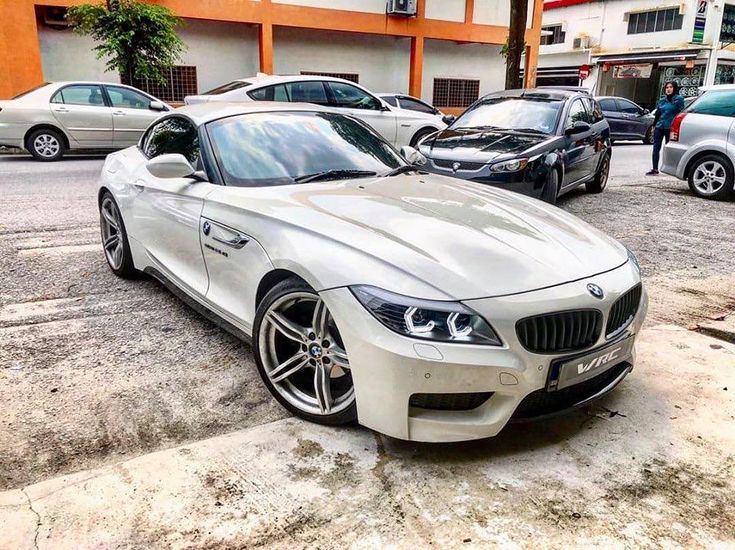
[578,64,591,80]
[692,0,707,44]
[612,63,653,79]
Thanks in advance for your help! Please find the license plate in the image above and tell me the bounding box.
[549,336,634,391]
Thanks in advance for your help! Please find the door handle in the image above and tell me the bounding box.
[212,233,249,249]
[54,107,69,113]
[113,111,125,116]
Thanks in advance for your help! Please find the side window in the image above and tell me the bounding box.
[142,117,200,164]
[688,90,735,117]
[598,98,618,112]
[565,99,590,127]
[584,98,604,123]
[51,85,106,107]
[382,95,398,107]
[107,86,152,110]
[326,82,381,110]
[284,81,329,105]
[616,99,641,114]
[398,97,435,114]
[248,84,289,102]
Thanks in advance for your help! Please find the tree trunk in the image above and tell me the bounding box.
[505,0,528,90]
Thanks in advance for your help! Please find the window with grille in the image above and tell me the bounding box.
[432,78,480,108]
[627,8,683,34]
[300,71,359,83]
[133,66,198,103]
[541,25,566,45]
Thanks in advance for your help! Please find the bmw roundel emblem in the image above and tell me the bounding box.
[587,283,604,299]
[202,221,211,236]
[452,162,461,172]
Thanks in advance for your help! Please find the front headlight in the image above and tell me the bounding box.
[489,158,529,172]
[626,247,641,274]
[351,286,501,346]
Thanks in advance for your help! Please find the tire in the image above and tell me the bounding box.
[27,128,65,161]
[643,126,654,145]
[687,154,735,201]
[586,153,610,194]
[541,168,560,204]
[253,277,357,426]
[410,127,436,147]
[99,191,138,278]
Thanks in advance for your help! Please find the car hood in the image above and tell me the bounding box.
[184,95,212,105]
[421,127,551,162]
[216,174,628,300]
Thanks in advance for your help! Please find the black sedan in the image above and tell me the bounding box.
[597,96,655,143]
[417,89,611,204]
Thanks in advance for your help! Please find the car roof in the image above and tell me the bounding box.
[483,88,582,101]
[228,74,360,87]
[595,96,637,101]
[173,101,337,125]
[698,84,735,92]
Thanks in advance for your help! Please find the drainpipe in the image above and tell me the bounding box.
[704,0,724,86]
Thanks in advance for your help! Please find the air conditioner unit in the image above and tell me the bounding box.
[386,0,417,17]
[44,7,70,29]
[573,35,591,49]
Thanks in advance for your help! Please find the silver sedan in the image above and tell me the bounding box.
[0,81,170,161]
[98,102,647,442]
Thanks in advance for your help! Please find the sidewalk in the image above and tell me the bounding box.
[2,325,734,549]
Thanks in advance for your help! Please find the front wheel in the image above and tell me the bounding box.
[643,126,654,144]
[99,192,138,278]
[253,278,357,425]
[687,155,734,200]
[541,168,559,204]
[586,153,610,194]
[410,127,436,147]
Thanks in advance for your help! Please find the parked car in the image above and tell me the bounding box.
[184,75,446,147]
[377,93,450,123]
[661,85,735,200]
[0,81,171,161]
[98,101,647,442]
[418,88,612,204]
[597,96,655,143]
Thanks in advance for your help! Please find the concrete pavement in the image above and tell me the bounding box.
[2,325,734,549]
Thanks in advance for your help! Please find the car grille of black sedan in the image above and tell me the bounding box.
[605,284,642,338]
[516,310,603,354]
[409,392,493,411]
[432,159,487,171]
[511,362,631,420]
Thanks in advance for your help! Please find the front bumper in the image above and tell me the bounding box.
[323,261,647,442]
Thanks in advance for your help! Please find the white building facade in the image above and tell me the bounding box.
[538,0,735,108]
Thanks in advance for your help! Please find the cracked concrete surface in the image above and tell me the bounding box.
[1,326,734,549]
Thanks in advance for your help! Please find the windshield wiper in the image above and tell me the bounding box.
[456,125,506,131]
[383,164,424,177]
[293,169,378,184]
[509,127,548,135]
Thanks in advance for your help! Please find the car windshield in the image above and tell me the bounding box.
[203,80,252,95]
[12,82,51,99]
[452,97,563,134]
[207,111,405,187]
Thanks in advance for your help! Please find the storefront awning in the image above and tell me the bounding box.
[592,50,704,64]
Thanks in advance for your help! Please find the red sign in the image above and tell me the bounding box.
[579,64,591,80]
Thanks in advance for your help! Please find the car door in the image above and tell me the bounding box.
[50,84,114,146]
[615,99,646,138]
[323,81,398,145]
[105,85,166,147]
[132,116,214,296]
[598,98,625,138]
[561,98,596,186]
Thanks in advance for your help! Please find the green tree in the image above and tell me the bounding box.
[67,0,185,85]
[504,0,528,89]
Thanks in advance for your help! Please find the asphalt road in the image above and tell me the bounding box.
[1,144,734,490]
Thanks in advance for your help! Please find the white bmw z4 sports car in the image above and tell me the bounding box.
[98,102,647,443]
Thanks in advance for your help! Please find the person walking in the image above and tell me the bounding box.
[647,81,685,175]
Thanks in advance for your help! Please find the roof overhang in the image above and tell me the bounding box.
[592,49,706,64]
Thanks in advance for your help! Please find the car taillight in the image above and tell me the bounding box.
[670,112,686,141]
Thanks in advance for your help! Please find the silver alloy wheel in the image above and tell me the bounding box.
[259,292,354,416]
[100,197,124,270]
[692,160,727,195]
[598,156,610,189]
[33,133,60,158]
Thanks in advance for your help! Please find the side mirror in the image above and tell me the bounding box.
[400,145,428,166]
[565,120,592,136]
[146,154,196,179]
[442,114,456,125]
[642,108,650,115]
[149,101,166,112]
